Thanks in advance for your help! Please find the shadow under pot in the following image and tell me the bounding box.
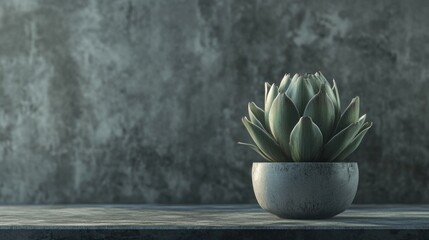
[252,162,359,219]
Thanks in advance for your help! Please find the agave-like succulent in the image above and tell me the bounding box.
[240,72,372,162]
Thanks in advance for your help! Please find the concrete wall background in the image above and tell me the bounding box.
[0,0,427,203]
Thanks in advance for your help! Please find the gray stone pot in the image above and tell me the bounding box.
[252,162,358,219]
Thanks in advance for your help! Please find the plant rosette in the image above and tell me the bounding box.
[240,72,371,219]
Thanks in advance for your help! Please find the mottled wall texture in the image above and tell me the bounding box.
[0,0,427,204]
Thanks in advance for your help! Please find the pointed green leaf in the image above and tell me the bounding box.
[264,82,272,103]
[249,109,263,129]
[359,121,371,134]
[238,142,273,161]
[291,73,300,82]
[303,83,335,142]
[268,93,300,159]
[289,117,323,162]
[306,73,323,93]
[314,73,336,108]
[335,122,372,161]
[278,74,292,93]
[264,84,278,133]
[242,117,286,161]
[248,102,266,129]
[315,71,329,85]
[286,76,315,114]
[334,97,360,134]
[357,114,367,128]
[321,121,362,161]
[332,79,341,126]
[323,82,337,112]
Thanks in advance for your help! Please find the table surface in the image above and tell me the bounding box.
[0,204,427,239]
[0,204,426,229]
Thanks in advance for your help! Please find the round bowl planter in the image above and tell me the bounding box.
[252,162,358,219]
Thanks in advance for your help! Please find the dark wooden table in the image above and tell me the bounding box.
[0,204,428,239]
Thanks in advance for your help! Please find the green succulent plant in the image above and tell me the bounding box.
[239,72,372,162]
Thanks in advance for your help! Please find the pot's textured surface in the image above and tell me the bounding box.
[252,162,358,219]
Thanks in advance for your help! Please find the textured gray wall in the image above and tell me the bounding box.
[0,0,427,204]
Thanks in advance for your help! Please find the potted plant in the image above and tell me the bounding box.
[239,72,372,219]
